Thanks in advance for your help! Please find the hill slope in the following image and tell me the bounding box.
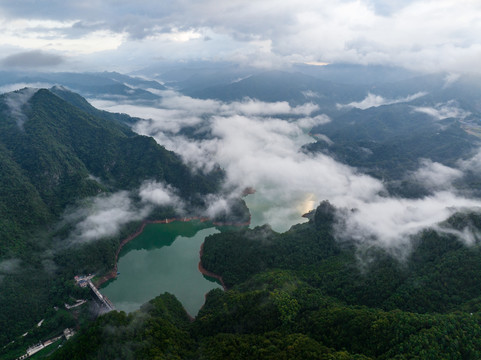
[0,88,222,256]
[50,202,481,359]
[0,88,229,350]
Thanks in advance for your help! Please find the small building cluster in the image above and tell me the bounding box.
[16,328,76,360]
[74,274,95,288]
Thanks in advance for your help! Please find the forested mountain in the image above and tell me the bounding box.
[0,71,165,101]
[1,0,479,357]
[138,60,261,94]
[2,67,481,359]
[0,88,221,257]
[292,63,419,85]
[305,102,481,197]
[51,202,481,359]
[0,88,230,356]
[135,61,418,93]
[185,70,365,108]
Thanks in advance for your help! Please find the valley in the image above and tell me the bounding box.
[2,2,481,359]
[1,66,481,359]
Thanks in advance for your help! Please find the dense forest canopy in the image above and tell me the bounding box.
[0,87,247,357]
[2,66,481,359]
[50,202,481,359]
[2,0,481,358]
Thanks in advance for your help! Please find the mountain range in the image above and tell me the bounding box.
[0,87,230,353]
[2,65,481,359]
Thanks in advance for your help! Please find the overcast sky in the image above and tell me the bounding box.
[0,0,480,73]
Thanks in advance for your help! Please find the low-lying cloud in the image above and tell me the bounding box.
[65,191,148,244]
[413,101,471,120]
[3,88,38,129]
[337,192,481,251]
[458,149,481,174]
[0,258,21,274]
[297,114,331,130]
[0,82,53,95]
[338,92,426,110]
[443,73,461,89]
[63,180,185,244]
[91,91,319,135]
[92,91,481,254]
[139,180,184,212]
[410,159,463,190]
[61,177,250,245]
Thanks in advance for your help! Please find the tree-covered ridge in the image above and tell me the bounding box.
[305,101,481,198]
[202,202,481,314]
[0,70,166,102]
[49,202,481,359]
[0,88,223,257]
[0,87,231,353]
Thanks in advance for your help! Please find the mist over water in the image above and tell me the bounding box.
[244,191,310,232]
[92,91,481,250]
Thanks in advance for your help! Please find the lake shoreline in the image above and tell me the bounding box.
[95,217,209,287]
[95,216,249,288]
[198,242,227,291]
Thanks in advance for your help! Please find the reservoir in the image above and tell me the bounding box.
[101,220,223,316]
[100,194,310,316]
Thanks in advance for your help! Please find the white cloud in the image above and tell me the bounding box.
[302,90,320,98]
[203,194,231,219]
[226,99,318,116]
[114,93,383,231]
[0,83,53,94]
[338,92,426,110]
[62,179,189,244]
[65,191,148,243]
[337,192,481,250]
[0,258,22,285]
[139,180,185,214]
[90,99,204,133]
[99,90,481,252]
[310,133,333,145]
[0,17,125,55]
[458,149,481,174]
[93,94,320,137]
[2,1,481,73]
[297,114,331,130]
[433,224,481,246]
[139,181,176,206]
[3,88,38,129]
[443,73,461,88]
[413,101,471,120]
[0,258,21,274]
[411,159,463,190]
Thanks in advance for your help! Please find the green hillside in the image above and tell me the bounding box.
[0,88,228,351]
[49,202,481,359]
[0,88,222,256]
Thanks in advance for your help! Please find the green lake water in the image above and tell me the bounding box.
[100,192,309,316]
[101,221,222,316]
